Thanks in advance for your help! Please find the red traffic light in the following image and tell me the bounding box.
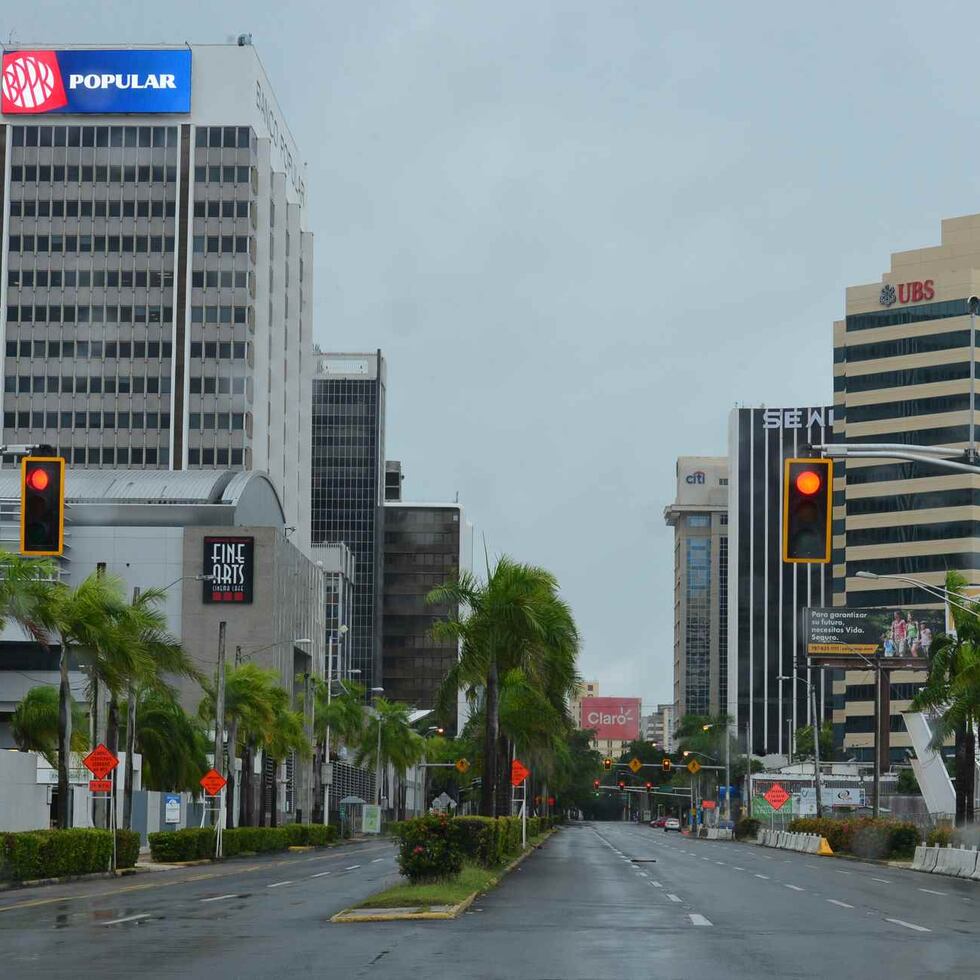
[645,781,653,790]
[795,470,821,495]
[617,779,626,790]
[593,778,600,790]
[26,467,50,491]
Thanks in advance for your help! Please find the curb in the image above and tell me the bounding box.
[0,866,142,892]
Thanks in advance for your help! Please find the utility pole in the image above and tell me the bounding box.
[810,679,823,818]
[214,621,226,829]
[123,586,140,830]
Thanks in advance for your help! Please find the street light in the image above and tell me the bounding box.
[778,674,823,818]
[854,570,975,616]
[162,572,214,591]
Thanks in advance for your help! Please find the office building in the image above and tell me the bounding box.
[726,407,834,757]
[382,500,473,721]
[830,215,980,762]
[642,703,676,752]
[311,351,386,693]
[664,457,728,720]
[0,43,313,549]
[385,460,403,501]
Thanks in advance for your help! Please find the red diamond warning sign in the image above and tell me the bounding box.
[200,768,227,797]
[82,744,119,780]
[763,782,790,811]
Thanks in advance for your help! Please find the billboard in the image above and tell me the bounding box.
[579,697,641,741]
[804,607,944,668]
[203,536,254,604]
[1,49,191,115]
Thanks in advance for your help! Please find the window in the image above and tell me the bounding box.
[687,515,710,528]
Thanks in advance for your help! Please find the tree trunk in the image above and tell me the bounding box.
[122,685,137,830]
[105,695,120,829]
[955,725,968,827]
[495,735,511,817]
[271,763,279,827]
[967,727,976,825]
[225,718,238,829]
[481,659,499,817]
[57,645,72,829]
[240,741,253,827]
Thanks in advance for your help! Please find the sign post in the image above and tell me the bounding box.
[83,744,119,871]
[511,759,530,848]
[200,768,227,858]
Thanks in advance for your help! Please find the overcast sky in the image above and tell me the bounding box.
[9,2,980,709]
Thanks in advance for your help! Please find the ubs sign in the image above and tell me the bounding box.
[879,280,934,307]
[203,536,254,604]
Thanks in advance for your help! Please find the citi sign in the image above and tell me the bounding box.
[879,279,935,308]
[1,50,191,115]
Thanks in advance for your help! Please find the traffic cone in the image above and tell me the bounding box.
[817,837,834,856]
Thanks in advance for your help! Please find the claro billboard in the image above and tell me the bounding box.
[579,697,640,741]
[1,49,191,115]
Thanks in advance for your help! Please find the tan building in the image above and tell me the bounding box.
[831,214,978,763]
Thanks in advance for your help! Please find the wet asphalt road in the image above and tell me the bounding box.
[3,823,978,978]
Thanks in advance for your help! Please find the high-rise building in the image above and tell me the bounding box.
[311,351,386,693]
[830,215,978,763]
[384,460,403,501]
[381,500,473,722]
[0,43,312,546]
[726,406,834,757]
[664,457,728,720]
[642,703,676,752]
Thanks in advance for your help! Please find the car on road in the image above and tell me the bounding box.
[650,816,666,828]
[663,817,681,832]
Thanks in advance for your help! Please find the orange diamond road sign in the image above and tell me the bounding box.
[764,782,790,811]
[510,759,530,786]
[88,779,113,793]
[455,758,470,775]
[82,744,119,780]
[628,757,643,774]
[200,768,227,796]
[687,759,701,775]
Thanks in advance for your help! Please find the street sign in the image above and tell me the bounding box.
[455,757,471,775]
[763,782,790,811]
[362,803,382,834]
[511,759,530,786]
[628,757,643,774]
[702,799,716,810]
[82,744,119,780]
[200,768,227,796]
[164,793,180,824]
[547,796,555,806]
[88,779,112,793]
[687,759,701,775]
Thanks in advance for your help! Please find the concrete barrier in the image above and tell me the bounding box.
[759,830,770,846]
[934,844,965,877]
[793,834,806,852]
[950,846,979,878]
[911,845,929,871]
[919,845,940,873]
[805,835,819,853]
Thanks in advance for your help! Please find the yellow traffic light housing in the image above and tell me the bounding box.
[783,458,832,563]
[20,456,65,556]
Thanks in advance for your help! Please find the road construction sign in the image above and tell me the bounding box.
[687,759,701,775]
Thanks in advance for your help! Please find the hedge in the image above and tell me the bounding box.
[734,818,761,840]
[148,823,337,862]
[787,816,922,858]
[0,829,140,882]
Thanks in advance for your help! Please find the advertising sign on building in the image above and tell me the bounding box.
[579,697,641,741]
[805,607,944,668]
[1,49,192,115]
[800,786,864,809]
[203,536,255,604]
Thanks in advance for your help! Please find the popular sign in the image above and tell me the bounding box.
[879,280,935,307]
[1,49,191,115]
[805,607,944,667]
[203,536,255,604]
[579,697,641,741]
[82,744,119,780]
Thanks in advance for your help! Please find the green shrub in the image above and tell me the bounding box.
[734,818,761,840]
[148,827,216,863]
[283,823,335,847]
[0,829,121,881]
[788,816,922,858]
[115,830,141,869]
[927,826,954,848]
[887,823,921,858]
[394,813,463,883]
[223,826,290,856]
[453,816,499,867]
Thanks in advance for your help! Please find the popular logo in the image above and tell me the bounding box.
[879,280,934,307]
[879,284,897,308]
[1,51,67,113]
[685,471,706,485]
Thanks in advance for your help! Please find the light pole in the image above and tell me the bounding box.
[371,687,385,806]
[778,674,823,818]
[970,295,979,465]
[323,625,348,827]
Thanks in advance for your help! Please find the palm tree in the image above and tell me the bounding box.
[306,678,365,822]
[261,687,310,827]
[430,556,580,816]
[11,685,88,765]
[355,698,425,819]
[911,571,980,825]
[126,687,209,793]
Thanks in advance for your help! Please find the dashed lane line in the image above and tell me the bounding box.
[666,894,682,903]
[886,918,931,933]
[689,914,712,926]
[754,874,769,880]
[345,865,361,871]
[784,884,804,892]
[827,899,854,909]
[200,894,237,903]
[918,888,947,896]
[310,872,331,878]
[371,858,385,864]
[102,913,151,926]
[651,882,663,888]
[267,881,293,888]
[871,878,891,884]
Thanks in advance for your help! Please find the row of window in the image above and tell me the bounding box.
[5,374,171,395]
[194,166,254,185]
[193,200,251,219]
[9,198,176,218]
[186,412,249,431]
[196,127,253,149]
[846,488,980,515]
[11,125,179,148]
[847,423,968,451]
[836,329,970,365]
[7,339,173,359]
[845,393,971,424]
[189,376,248,395]
[847,520,980,547]
[844,715,908,733]
[5,410,171,430]
[191,235,253,255]
[192,270,250,290]
[8,304,174,324]
[7,268,174,289]
[848,553,980,576]
[188,447,246,466]
[190,306,250,324]
[845,299,968,332]
[9,234,176,255]
[835,361,975,393]
[10,164,178,185]
[845,683,923,702]
[189,341,250,360]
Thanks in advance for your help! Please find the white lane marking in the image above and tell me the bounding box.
[371,858,385,863]
[651,881,663,888]
[918,887,947,896]
[666,894,682,903]
[835,870,851,875]
[871,877,891,884]
[102,913,151,926]
[200,894,237,903]
[734,867,745,871]
[267,880,293,888]
[637,872,648,878]
[886,918,931,933]
[715,861,725,866]
[827,899,854,909]
[784,884,804,892]
[689,914,712,926]
[310,871,331,878]
[345,865,361,871]
[754,874,769,880]
[805,864,819,869]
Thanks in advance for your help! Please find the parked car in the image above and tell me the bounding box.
[664,817,681,832]
[650,816,667,828]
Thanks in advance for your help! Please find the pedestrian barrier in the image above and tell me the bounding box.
[933,844,966,877]
[911,845,932,872]
[758,830,769,846]
[804,835,819,854]
[951,846,978,878]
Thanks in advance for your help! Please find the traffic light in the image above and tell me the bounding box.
[20,457,65,556]
[662,758,672,774]
[617,777,626,790]
[603,757,613,771]
[783,458,832,563]
[645,781,653,791]
[593,778,600,790]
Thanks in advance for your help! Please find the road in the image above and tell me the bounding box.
[3,823,977,978]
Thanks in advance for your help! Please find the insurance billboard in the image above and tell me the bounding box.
[579,697,641,741]
[804,607,944,667]
[2,49,191,114]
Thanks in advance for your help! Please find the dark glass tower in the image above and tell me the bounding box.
[311,351,386,693]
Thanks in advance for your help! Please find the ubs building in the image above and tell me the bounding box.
[727,407,835,757]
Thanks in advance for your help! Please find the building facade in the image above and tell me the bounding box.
[829,215,980,762]
[311,351,386,693]
[0,43,313,548]
[642,703,676,752]
[664,457,728,720]
[726,407,834,757]
[381,501,472,720]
